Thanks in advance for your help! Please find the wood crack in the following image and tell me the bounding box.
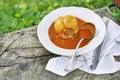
[0,63,17,67]
[16,53,56,59]
[0,33,24,57]
[0,53,56,68]
[7,46,43,50]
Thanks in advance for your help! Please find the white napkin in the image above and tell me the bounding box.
[45,17,120,76]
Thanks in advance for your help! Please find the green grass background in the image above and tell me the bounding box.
[0,0,112,35]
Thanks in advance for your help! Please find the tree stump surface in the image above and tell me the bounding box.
[0,7,120,80]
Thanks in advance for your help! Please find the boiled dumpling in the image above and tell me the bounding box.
[63,15,78,33]
[54,15,79,39]
[54,17,65,33]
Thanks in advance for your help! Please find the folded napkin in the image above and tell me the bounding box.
[46,17,120,76]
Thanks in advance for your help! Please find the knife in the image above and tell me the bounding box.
[90,19,109,70]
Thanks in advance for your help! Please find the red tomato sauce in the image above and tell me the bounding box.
[115,0,120,7]
[48,18,92,49]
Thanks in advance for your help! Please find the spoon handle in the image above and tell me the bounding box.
[65,38,84,71]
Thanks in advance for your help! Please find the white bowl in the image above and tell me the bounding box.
[37,6,106,56]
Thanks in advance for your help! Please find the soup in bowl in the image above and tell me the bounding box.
[49,15,96,49]
[37,7,106,56]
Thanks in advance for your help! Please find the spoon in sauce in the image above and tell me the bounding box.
[64,22,96,72]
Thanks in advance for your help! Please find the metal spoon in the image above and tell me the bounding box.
[64,23,96,72]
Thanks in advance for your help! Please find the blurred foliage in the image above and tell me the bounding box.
[0,0,112,34]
